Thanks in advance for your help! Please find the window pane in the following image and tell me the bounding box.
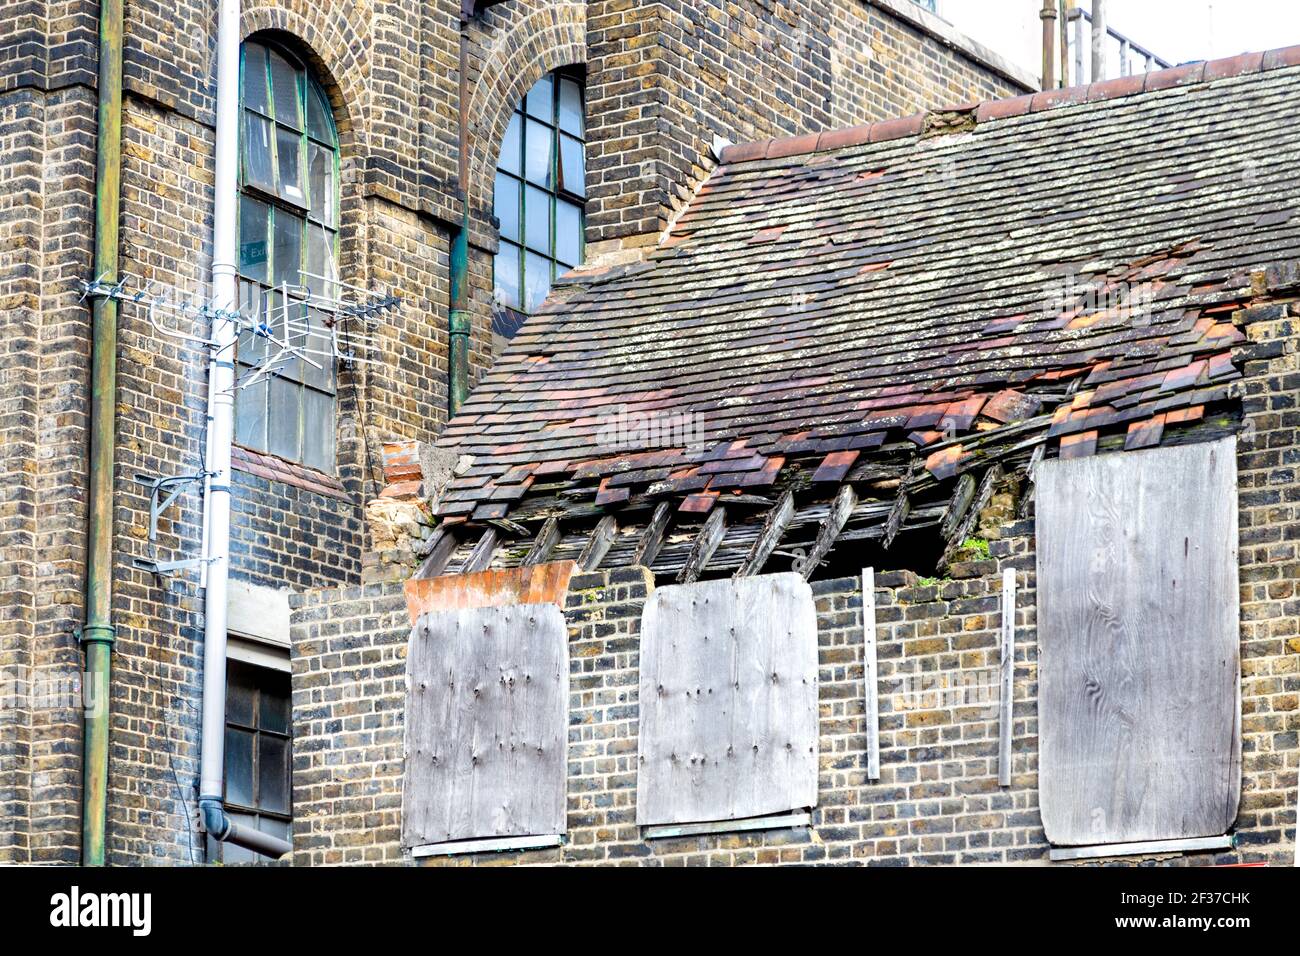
[498,112,522,176]
[305,224,334,299]
[269,49,301,129]
[227,664,256,725]
[300,308,335,391]
[494,173,520,242]
[494,241,521,311]
[235,375,268,450]
[307,83,333,144]
[559,133,585,198]
[238,196,270,283]
[258,735,289,814]
[242,44,270,115]
[308,142,335,227]
[276,126,304,206]
[237,281,268,365]
[559,77,583,136]
[242,112,274,192]
[556,199,582,267]
[525,73,554,120]
[267,375,301,461]
[524,184,551,254]
[272,210,303,289]
[524,251,552,311]
[302,389,335,473]
[524,119,553,188]
[260,816,292,846]
[224,727,254,806]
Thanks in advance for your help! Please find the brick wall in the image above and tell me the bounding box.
[288,480,1298,866]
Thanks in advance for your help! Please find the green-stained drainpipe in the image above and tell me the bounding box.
[448,24,472,415]
[82,0,125,867]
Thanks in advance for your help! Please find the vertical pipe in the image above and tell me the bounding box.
[1091,0,1107,82]
[199,0,240,824]
[1060,1,1072,87]
[447,24,472,415]
[81,0,125,867]
[1040,0,1057,90]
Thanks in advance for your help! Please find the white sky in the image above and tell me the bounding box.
[932,1,1300,82]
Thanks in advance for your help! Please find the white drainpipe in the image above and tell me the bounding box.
[198,0,291,860]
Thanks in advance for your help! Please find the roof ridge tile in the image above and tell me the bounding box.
[718,43,1300,166]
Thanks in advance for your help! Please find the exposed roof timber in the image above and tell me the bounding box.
[678,507,727,584]
[632,502,673,567]
[735,489,795,578]
[522,516,562,566]
[577,515,619,571]
[796,485,858,580]
[462,527,499,574]
[938,472,978,541]
[937,464,1004,572]
[413,525,460,580]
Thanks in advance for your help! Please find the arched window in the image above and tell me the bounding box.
[492,68,586,332]
[234,38,340,473]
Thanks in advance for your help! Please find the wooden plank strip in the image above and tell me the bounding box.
[461,527,499,574]
[998,566,1016,787]
[676,506,727,584]
[576,514,618,571]
[643,812,811,840]
[1048,835,1234,862]
[521,516,561,566]
[882,484,910,550]
[797,485,857,579]
[735,489,795,578]
[412,525,459,580]
[937,463,1003,572]
[862,567,880,782]
[938,472,977,540]
[410,833,563,858]
[632,501,672,568]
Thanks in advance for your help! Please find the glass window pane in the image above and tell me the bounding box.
[559,133,585,198]
[304,224,334,299]
[524,185,551,254]
[307,83,333,144]
[308,142,335,227]
[235,374,268,450]
[302,389,335,473]
[242,43,270,115]
[269,49,301,129]
[226,664,256,724]
[300,308,335,391]
[556,199,582,267]
[559,77,583,137]
[260,816,292,846]
[494,241,521,311]
[242,112,274,192]
[257,675,290,734]
[524,119,553,188]
[267,375,301,461]
[272,210,303,289]
[525,73,554,120]
[276,126,304,206]
[524,251,552,312]
[224,727,254,806]
[498,112,522,176]
[237,281,267,365]
[494,173,520,242]
[239,195,270,283]
[257,735,289,814]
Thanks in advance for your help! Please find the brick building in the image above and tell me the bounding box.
[0,1,1032,863]
[295,50,1300,866]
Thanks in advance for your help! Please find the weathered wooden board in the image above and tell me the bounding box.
[1036,438,1240,846]
[862,568,880,782]
[401,602,568,848]
[403,561,575,625]
[635,573,819,826]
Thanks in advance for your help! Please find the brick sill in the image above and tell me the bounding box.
[231,445,352,502]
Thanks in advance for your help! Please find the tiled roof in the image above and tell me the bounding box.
[433,47,1300,528]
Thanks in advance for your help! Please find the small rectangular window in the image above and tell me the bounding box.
[307,142,335,226]
[524,119,553,189]
[238,196,270,283]
[242,44,270,115]
[524,184,551,255]
[269,49,301,129]
[555,199,582,267]
[276,126,305,206]
[494,241,522,310]
[494,172,520,243]
[242,112,275,193]
[558,77,583,136]
[498,113,522,177]
[271,210,302,288]
[524,251,551,312]
[559,133,584,198]
[525,73,554,120]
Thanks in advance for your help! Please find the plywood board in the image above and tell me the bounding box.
[402,560,575,625]
[1036,438,1240,846]
[402,602,568,848]
[636,573,819,826]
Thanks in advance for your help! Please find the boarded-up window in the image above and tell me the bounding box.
[1036,438,1240,846]
[401,603,567,849]
[636,573,819,826]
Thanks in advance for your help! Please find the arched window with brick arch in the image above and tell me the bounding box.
[234,36,340,473]
[492,67,586,337]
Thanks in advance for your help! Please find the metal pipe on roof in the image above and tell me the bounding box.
[1041,0,1057,90]
[1091,0,1107,81]
[447,18,473,415]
